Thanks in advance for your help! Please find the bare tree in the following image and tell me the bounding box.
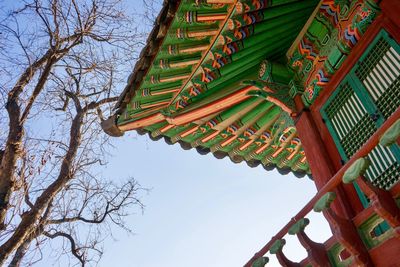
[0,0,148,265]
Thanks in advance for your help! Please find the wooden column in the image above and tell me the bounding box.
[294,100,355,219]
[295,110,334,188]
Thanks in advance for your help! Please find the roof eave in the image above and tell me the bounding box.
[115,0,181,113]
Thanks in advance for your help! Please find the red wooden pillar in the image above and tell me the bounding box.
[294,106,355,218]
[295,111,334,188]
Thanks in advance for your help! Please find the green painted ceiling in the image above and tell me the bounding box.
[114,0,322,177]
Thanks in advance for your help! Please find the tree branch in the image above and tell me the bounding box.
[43,231,85,266]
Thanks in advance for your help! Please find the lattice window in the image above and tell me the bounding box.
[355,37,400,120]
[321,30,400,192]
[365,145,400,190]
[323,83,377,159]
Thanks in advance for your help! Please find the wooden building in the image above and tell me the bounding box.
[102,0,400,265]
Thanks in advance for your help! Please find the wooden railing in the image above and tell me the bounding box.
[244,108,400,267]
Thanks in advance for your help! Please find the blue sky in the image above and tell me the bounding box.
[98,131,332,267]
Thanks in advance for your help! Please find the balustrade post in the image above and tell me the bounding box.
[251,257,269,267]
[342,157,400,237]
[288,218,330,266]
[314,192,373,266]
[358,177,400,237]
[269,239,301,267]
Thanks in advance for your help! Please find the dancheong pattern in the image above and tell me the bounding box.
[288,0,380,106]
[113,0,380,178]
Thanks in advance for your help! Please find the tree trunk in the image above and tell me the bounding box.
[7,234,34,267]
[0,52,56,229]
[0,110,83,264]
[0,101,23,230]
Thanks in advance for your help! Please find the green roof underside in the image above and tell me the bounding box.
[115,0,323,178]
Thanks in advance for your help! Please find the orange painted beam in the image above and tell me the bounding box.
[197,14,226,22]
[118,86,255,131]
[119,113,165,131]
[166,86,254,125]
[201,130,220,143]
[180,126,199,138]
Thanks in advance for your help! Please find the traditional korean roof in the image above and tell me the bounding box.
[107,0,330,178]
